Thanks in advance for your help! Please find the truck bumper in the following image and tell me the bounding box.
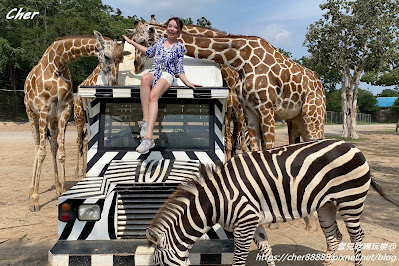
[49,239,234,265]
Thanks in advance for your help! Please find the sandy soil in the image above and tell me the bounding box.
[0,122,398,265]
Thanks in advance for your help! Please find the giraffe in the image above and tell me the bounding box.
[129,19,250,160]
[130,22,325,232]
[129,23,326,152]
[73,66,101,178]
[74,43,129,178]
[24,31,126,211]
[219,64,250,159]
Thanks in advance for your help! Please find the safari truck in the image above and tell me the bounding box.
[48,44,234,265]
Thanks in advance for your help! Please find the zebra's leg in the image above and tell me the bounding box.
[338,203,365,266]
[253,225,275,266]
[232,223,258,266]
[318,202,342,266]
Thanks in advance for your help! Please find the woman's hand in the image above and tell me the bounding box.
[179,75,202,88]
[122,35,147,53]
[185,81,202,88]
[122,35,133,44]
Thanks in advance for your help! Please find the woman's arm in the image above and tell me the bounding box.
[122,35,147,54]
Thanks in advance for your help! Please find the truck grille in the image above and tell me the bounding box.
[116,183,179,239]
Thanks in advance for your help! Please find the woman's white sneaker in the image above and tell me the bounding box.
[136,138,155,154]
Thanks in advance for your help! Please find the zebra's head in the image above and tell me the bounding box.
[146,227,190,266]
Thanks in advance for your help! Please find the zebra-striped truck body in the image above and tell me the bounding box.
[147,139,373,265]
[48,80,238,264]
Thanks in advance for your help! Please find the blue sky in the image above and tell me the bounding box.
[103,0,390,95]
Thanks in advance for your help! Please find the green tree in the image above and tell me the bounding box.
[390,98,399,114]
[377,88,399,97]
[358,89,379,113]
[182,17,212,27]
[304,0,399,139]
[196,17,212,27]
[326,90,342,112]
[182,18,194,25]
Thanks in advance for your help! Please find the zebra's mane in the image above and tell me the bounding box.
[147,163,222,246]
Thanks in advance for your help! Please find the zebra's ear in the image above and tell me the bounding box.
[146,227,162,246]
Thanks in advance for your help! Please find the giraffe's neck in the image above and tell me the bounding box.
[152,25,278,75]
[182,25,226,37]
[81,64,101,86]
[50,37,99,71]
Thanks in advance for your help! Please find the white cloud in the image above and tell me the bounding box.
[260,24,292,46]
[104,0,216,21]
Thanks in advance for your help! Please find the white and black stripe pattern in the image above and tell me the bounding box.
[146,139,374,266]
[232,129,250,154]
[58,159,230,241]
[81,86,228,174]
[79,86,229,99]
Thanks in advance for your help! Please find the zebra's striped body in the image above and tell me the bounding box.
[147,139,373,265]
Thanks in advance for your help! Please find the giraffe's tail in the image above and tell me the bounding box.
[370,175,399,208]
[47,129,51,140]
[79,129,87,156]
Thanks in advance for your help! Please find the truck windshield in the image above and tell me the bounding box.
[103,102,212,150]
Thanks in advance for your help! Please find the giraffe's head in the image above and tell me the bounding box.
[94,30,130,86]
[125,21,159,73]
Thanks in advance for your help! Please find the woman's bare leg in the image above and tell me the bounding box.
[145,78,171,139]
[140,73,154,121]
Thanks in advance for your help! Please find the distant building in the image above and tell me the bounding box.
[376,97,398,110]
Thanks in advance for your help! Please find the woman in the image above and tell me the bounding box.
[123,17,201,154]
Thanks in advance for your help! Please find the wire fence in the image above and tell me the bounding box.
[324,111,372,124]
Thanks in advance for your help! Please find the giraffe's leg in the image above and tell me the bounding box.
[49,119,61,195]
[30,110,49,211]
[81,125,88,177]
[74,95,86,178]
[244,108,260,151]
[259,106,275,149]
[302,93,325,141]
[75,114,85,177]
[236,103,249,152]
[225,107,233,161]
[231,120,241,154]
[318,202,342,265]
[233,223,258,266]
[57,102,72,195]
[338,202,365,266]
[253,225,275,266]
[26,108,40,199]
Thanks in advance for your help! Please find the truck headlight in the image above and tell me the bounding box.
[78,204,101,221]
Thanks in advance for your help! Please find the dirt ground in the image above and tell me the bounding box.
[0,122,398,266]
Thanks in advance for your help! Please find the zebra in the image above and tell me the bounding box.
[146,139,399,266]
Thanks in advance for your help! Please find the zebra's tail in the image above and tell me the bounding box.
[370,176,399,208]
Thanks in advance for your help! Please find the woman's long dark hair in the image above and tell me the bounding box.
[166,17,183,32]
